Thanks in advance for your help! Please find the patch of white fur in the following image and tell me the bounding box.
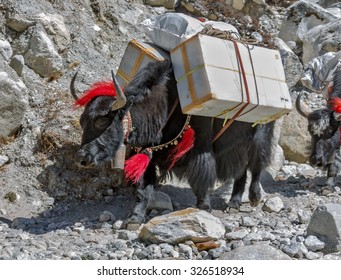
[311,114,330,136]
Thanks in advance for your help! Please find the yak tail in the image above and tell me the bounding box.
[167,127,195,171]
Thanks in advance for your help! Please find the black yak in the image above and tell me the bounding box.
[295,69,341,190]
[71,60,275,225]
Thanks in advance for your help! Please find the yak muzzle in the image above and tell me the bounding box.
[75,151,95,168]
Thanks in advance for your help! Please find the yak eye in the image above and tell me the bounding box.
[94,116,111,130]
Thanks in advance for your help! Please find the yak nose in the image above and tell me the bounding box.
[75,152,94,168]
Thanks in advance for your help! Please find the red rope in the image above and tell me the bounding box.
[212,41,251,143]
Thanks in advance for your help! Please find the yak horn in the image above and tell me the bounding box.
[111,70,126,111]
[295,91,310,118]
[70,71,79,101]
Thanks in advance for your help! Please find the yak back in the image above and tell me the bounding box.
[123,60,183,147]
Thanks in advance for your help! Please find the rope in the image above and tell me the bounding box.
[200,25,258,45]
[212,40,251,143]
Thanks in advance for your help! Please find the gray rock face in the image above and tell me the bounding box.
[139,208,225,244]
[0,71,28,137]
[219,244,291,260]
[279,108,311,163]
[30,13,70,52]
[6,14,35,32]
[301,20,341,64]
[279,0,338,44]
[24,26,63,78]
[273,37,303,89]
[278,0,341,64]
[0,39,13,61]
[9,55,25,76]
[307,203,341,253]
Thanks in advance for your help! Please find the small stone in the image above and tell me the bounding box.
[112,220,124,231]
[225,229,249,240]
[262,197,284,213]
[99,211,116,222]
[0,155,9,167]
[195,240,219,251]
[305,251,320,260]
[72,225,85,233]
[9,55,25,76]
[304,235,325,251]
[106,189,114,196]
[4,192,20,203]
[241,216,257,227]
[178,244,193,259]
[297,209,311,224]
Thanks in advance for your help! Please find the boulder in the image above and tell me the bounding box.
[279,108,311,163]
[139,208,225,244]
[273,37,303,89]
[307,203,341,253]
[0,70,28,137]
[24,26,63,78]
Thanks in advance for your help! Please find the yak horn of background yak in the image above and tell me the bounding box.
[70,71,80,101]
[111,70,126,111]
[295,91,310,118]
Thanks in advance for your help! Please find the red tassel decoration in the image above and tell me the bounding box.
[124,149,152,184]
[329,97,341,113]
[167,127,195,171]
[74,81,117,108]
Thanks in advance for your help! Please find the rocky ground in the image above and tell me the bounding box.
[1,0,341,260]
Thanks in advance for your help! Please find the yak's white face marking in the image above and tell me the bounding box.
[310,114,330,136]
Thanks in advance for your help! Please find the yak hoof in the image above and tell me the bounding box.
[197,196,212,212]
[197,202,211,212]
[249,198,261,207]
[226,198,241,210]
[125,214,145,230]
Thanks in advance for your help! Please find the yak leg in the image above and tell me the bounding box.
[187,152,216,211]
[319,150,338,195]
[227,170,247,210]
[326,162,337,187]
[320,162,337,195]
[248,168,263,207]
[125,185,154,228]
[125,164,157,228]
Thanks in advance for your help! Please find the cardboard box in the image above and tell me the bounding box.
[170,34,292,124]
[117,39,169,87]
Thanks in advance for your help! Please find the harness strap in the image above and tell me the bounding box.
[157,98,180,135]
[122,111,132,142]
[212,40,251,143]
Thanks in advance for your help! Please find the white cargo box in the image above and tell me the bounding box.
[170,34,292,124]
[117,39,169,87]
